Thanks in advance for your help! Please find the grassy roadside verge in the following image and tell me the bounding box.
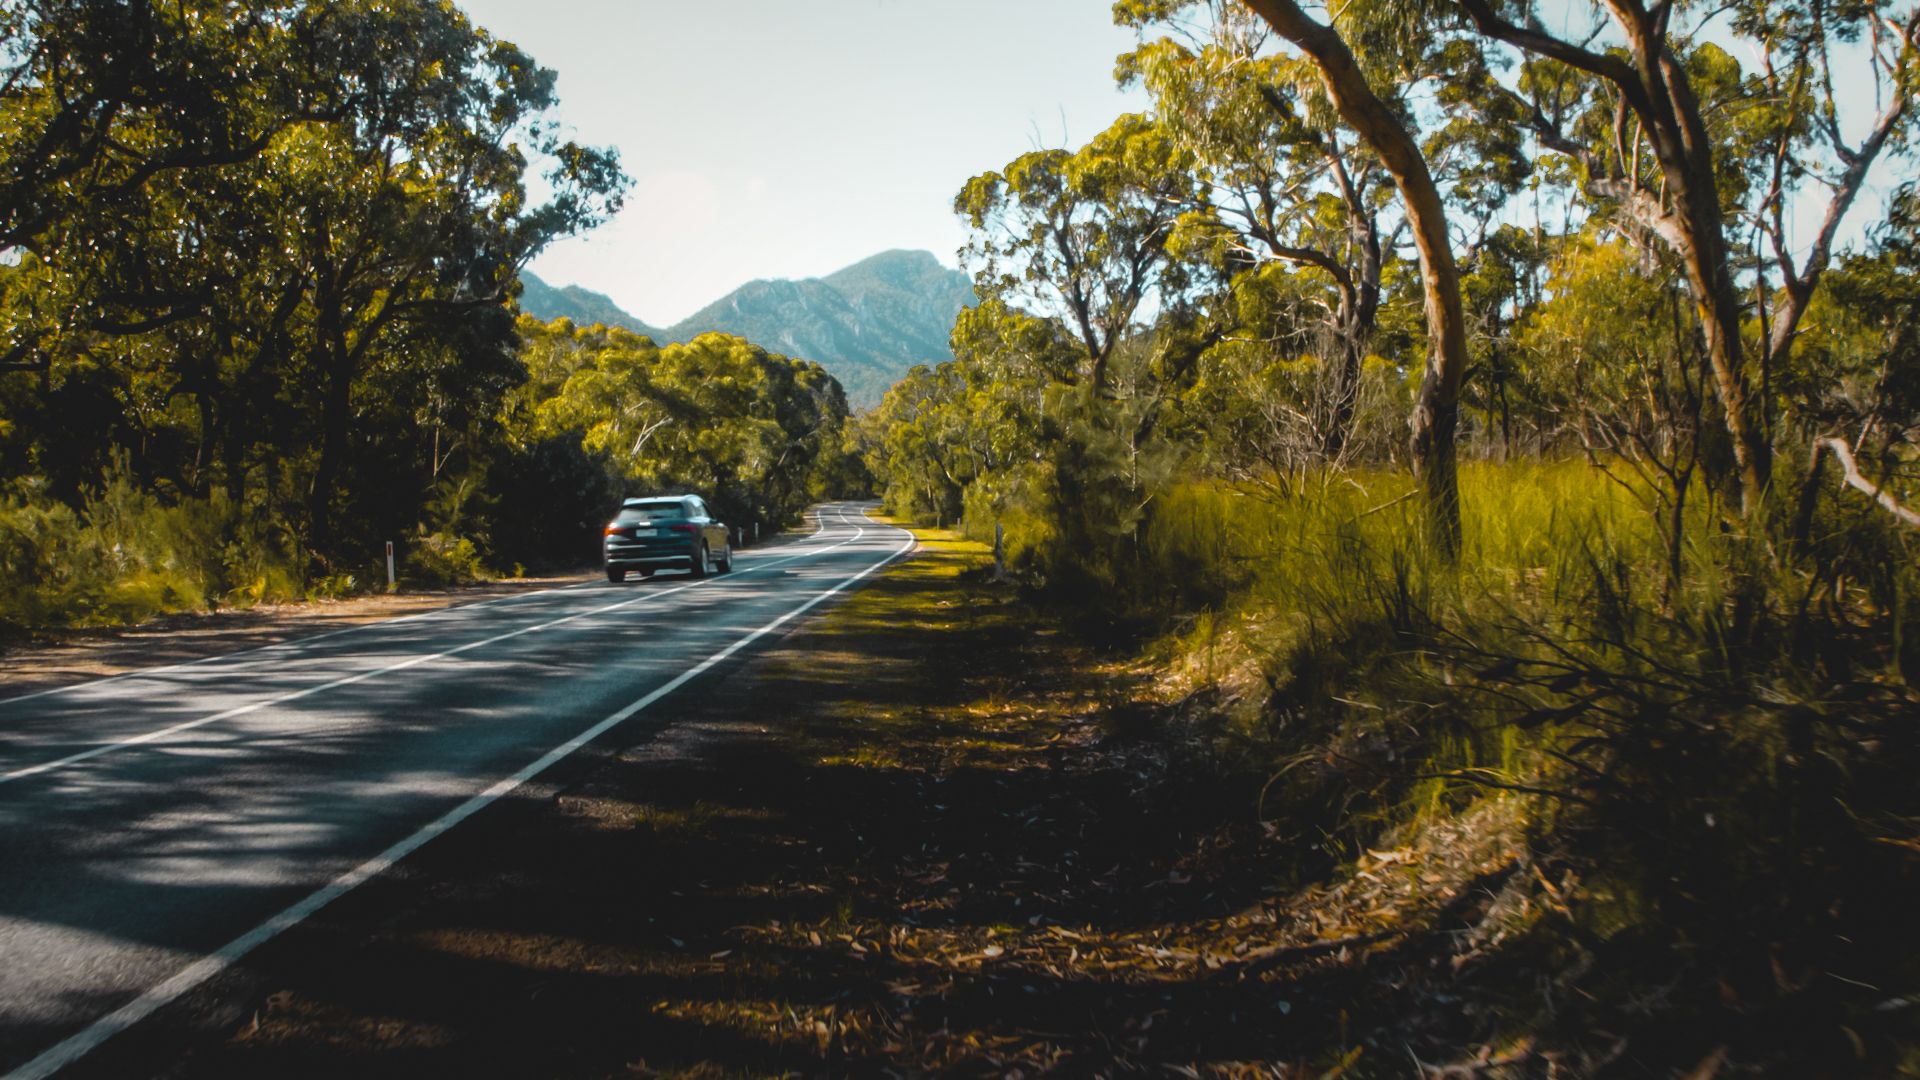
[76,517,1541,1079]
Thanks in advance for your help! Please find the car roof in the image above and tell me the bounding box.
[622,495,692,505]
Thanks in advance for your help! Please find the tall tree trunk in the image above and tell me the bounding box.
[1456,0,1775,514]
[193,391,215,499]
[306,302,351,558]
[223,407,247,507]
[1315,148,1383,460]
[1325,322,1364,459]
[1241,0,1469,553]
[1624,20,1772,510]
[1318,220,1382,460]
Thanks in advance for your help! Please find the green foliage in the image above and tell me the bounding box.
[405,533,489,588]
[513,316,854,537]
[0,468,304,634]
[0,0,629,569]
[957,113,1194,392]
[0,0,853,629]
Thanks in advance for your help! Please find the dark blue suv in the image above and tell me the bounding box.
[602,495,733,582]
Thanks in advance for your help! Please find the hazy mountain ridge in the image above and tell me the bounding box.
[516,272,667,340]
[518,250,976,408]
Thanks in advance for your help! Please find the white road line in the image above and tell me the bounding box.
[0,506,862,711]
[0,511,876,787]
[1,514,915,1080]
[0,622,376,711]
[0,566,641,712]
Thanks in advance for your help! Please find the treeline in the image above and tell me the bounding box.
[0,0,857,631]
[865,0,1920,1069]
[501,319,863,568]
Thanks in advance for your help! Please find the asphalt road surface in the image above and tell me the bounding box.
[0,503,913,1079]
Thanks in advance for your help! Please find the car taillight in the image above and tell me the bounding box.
[604,523,620,536]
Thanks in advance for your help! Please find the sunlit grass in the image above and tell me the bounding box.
[627,800,772,835]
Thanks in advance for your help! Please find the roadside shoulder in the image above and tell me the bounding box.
[0,573,593,699]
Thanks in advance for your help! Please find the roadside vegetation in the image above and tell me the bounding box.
[862,1,1920,1072]
[0,1,863,638]
[6,0,1920,1071]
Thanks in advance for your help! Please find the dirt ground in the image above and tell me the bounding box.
[57,525,1531,1079]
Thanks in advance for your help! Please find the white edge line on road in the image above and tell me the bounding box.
[0,505,860,712]
[2,514,916,1080]
[0,506,872,787]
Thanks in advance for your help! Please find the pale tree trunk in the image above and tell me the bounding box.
[1623,9,1772,513]
[1242,0,1470,554]
[1457,0,1775,515]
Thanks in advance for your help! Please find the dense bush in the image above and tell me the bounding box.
[0,470,305,635]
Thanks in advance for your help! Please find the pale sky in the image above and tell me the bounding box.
[456,1,1150,326]
[458,2,1907,327]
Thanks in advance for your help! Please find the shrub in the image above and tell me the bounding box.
[405,532,489,587]
[0,469,308,633]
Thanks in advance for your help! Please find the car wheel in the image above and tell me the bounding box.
[716,544,733,573]
[606,566,626,583]
[689,543,709,579]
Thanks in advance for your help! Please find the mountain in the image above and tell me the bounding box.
[516,272,667,340]
[667,250,976,408]
[517,251,976,409]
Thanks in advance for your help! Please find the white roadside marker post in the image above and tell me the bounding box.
[385,541,396,590]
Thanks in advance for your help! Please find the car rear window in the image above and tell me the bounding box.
[616,501,687,522]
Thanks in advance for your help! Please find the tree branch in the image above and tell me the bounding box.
[1809,436,1920,530]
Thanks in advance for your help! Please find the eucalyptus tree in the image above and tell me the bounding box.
[1120,11,1395,457]
[0,1,327,500]
[1787,185,1920,539]
[955,112,1219,573]
[1122,0,1475,550]
[522,321,849,533]
[0,0,308,260]
[1454,0,1920,514]
[868,362,976,525]
[956,112,1195,397]
[0,0,626,562]
[276,0,624,552]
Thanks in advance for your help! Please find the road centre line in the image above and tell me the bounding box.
[0,513,875,787]
[0,561,648,712]
[0,506,856,712]
[1,517,916,1080]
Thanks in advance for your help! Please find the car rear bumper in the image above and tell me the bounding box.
[604,540,699,570]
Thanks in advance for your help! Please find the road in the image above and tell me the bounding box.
[0,503,913,1079]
